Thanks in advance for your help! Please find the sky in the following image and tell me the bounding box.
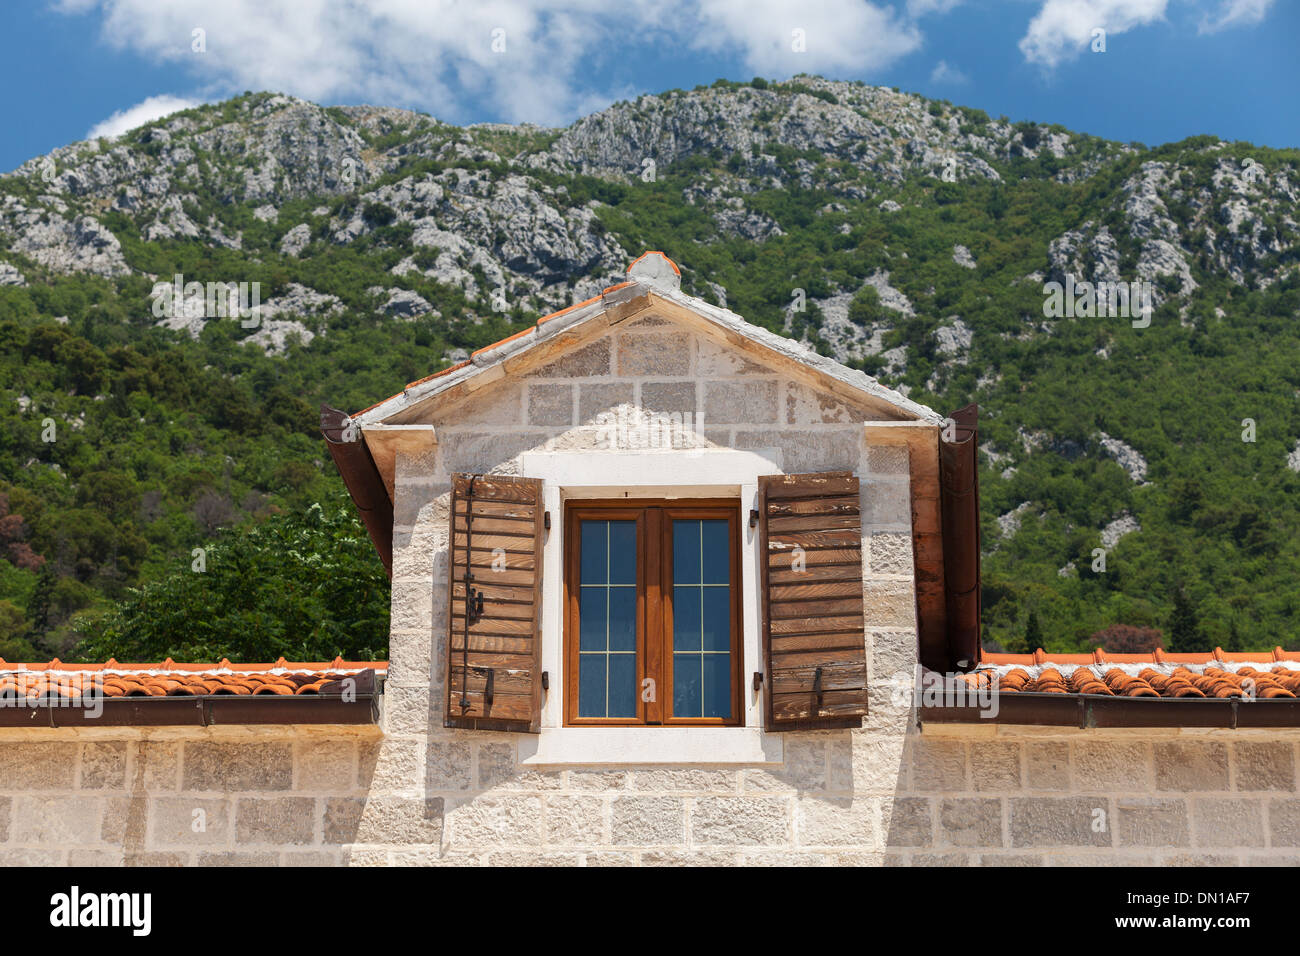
[1,0,1296,172]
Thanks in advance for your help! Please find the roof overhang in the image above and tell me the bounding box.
[351,283,944,430]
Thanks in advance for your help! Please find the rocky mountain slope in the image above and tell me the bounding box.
[1,77,1297,657]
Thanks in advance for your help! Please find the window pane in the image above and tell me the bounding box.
[701,587,730,652]
[577,518,638,718]
[702,654,731,719]
[578,587,607,652]
[673,519,700,584]
[608,653,638,718]
[608,586,636,652]
[700,519,730,584]
[608,520,637,585]
[580,521,606,584]
[672,585,701,651]
[578,653,606,719]
[673,652,702,718]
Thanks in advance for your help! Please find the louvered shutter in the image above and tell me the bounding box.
[445,473,544,733]
[759,471,868,729]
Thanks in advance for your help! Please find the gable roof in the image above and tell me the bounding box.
[349,252,943,429]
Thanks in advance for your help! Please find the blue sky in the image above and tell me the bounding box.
[2,0,1296,173]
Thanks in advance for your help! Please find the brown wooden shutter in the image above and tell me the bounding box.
[759,471,868,729]
[445,473,544,733]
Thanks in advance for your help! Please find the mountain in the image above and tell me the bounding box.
[1,77,1297,660]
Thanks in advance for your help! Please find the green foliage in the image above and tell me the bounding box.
[74,501,388,663]
[1,85,1297,665]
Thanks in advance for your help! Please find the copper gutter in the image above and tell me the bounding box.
[938,403,981,672]
[0,671,382,727]
[321,404,394,576]
[920,692,1300,728]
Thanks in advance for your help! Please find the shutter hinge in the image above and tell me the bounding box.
[748,508,760,529]
[483,668,494,708]
[752,671,763,691]
[541,671,550,691]
[812,666,824,707]
[544,511,551,531]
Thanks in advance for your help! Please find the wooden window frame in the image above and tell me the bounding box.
[563,499,743,728]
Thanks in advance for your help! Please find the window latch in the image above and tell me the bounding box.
[467,586,484,623]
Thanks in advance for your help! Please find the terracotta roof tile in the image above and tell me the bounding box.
[971,651,1300,700]
[0,660,386,699]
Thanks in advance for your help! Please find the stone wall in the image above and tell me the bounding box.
[376,311,931,864]
[0,726,388,866]
[895,725,1300,865]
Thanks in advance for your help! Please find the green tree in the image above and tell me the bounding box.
[74,500,389,663]
[1023,609,1043,654]
[1168,587,1210,653]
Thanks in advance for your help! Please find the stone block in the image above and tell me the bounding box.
[1154,742,1228,791]
[236,797,317,845]
[1235,742,1295,791]
[527,383,574,425]
[1010,797,1111,847]
[151,797,231,846]
[578,383,634,423]
[937,797,1003,847]
[79,742,127,790]
[691,796,790,846]
[183,742,293,791]
[1116,797,1189,847]
[1190,798,1263,847]
[610,796,684,846]
[704,380,777,424]
[616,333,690,376]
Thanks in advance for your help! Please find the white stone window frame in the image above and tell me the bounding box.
[516,448,788,766]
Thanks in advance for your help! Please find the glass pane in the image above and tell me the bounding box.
[578,587,607,652]
[703,654,731,719]
[578,653,605,719]
[608,586,636,652]
[672,585,701,651]
[673,519,700,584]
[608,520,637,585]
[700,519,729,584]
[580,521,606,584]
[701,587,730,652]
[673,652,702,718]
[577,518,638,718]
[608,654,637,718]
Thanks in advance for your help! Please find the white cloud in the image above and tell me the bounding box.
[688,0,922,76]
[907,0,963,16]
[56,0,925,126]
[929,60,969,85]
[1019,0,1169,68]
[86,94,204,139]
[1198,0,1274,33]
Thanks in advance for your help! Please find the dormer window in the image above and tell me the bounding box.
[563,501,742,726]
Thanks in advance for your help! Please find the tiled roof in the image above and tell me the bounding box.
[0,658,386,698]
[968,648,1300,699]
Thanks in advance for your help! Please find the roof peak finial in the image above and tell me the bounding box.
[627,251,681,291]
